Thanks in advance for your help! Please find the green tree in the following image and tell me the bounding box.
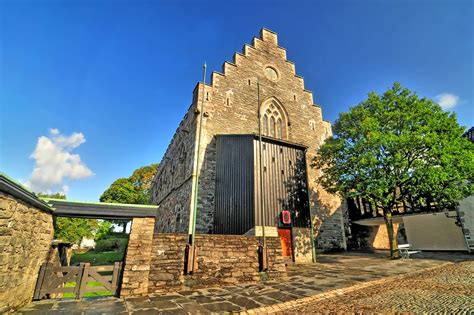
[314,83,474,258]
[38,193,99,244]
[100,163,158,231]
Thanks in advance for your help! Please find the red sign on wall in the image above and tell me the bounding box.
[282,210,291,224]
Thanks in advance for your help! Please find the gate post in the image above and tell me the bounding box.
[77,263,90,299]
[33,263,47,300]
[121,217,155,297]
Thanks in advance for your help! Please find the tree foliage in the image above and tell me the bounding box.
[38,193,101,244]
[100,164,158,205]
[314,83,474,257]
[99,164,158,231]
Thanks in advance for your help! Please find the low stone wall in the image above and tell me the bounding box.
[0,191,54,312]
[123,229,287,296]
[148,234,287,293]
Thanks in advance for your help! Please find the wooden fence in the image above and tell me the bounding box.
[33,262,122,300]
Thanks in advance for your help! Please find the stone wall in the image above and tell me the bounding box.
[122,232,288,297]
[346,222,403,251]
[145,234,287,294]
[151,102,197,234]
[149,28,346,251]
[121,217,156,297]
[0,191,54,312]
[189,29,346,249]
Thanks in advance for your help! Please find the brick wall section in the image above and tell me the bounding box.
[121,217,155,297]
[0,191,54,312]
[147,234,287,294]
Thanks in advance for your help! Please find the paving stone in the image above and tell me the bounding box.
[130,309,160,315]
[226,295,262,309]
[188,295,225,304]
[180,303,213,314]
[151,300,179,310]
[15,252,473,314]
[125,296,150,303]
[265,291,295,302]
[201,301,241,312]
[126,301,156,310]
[148,294,182,301]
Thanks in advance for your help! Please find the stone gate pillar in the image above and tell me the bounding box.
[120,217,155,297]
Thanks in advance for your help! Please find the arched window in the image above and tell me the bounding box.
[260,98,288,140]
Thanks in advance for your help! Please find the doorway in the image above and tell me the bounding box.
[278,228,293,259]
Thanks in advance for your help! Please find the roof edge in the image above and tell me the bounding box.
[0,172,54,214]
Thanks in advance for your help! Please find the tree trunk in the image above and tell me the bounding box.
[383,211,399,258]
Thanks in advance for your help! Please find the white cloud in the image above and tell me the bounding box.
[25,129,94,194]
[435,93,459,110]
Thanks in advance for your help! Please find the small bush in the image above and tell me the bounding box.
[95,239,120,252]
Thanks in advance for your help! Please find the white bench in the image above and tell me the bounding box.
[397,244,421,259]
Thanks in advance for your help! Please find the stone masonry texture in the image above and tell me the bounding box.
[121,217,156,297]
[150,28,346,252]
[146,234,287,294]
[0,191,54,312]
[122,230,288,297]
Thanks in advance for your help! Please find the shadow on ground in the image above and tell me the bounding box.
[16,251,473,314]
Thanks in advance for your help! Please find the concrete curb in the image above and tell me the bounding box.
[239,262,454,314]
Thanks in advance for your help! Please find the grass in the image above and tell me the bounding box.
[71,251,124,265]
[63,281,112,298]
[70,236,128,265]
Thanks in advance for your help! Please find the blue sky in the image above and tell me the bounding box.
[1,0,473,201]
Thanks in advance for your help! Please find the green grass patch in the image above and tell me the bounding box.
[71,237,129,265]
[63,281,112,298]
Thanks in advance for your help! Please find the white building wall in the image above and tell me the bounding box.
[403,211,467,251]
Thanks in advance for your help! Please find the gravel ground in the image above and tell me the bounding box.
[287,261,474,314]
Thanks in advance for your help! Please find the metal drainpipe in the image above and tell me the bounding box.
[304,148,317,263]
[187,63,207,273]
[257,79,267,270]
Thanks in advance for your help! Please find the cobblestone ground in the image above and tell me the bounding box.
[16,251,472,314]
[276,261,474,314]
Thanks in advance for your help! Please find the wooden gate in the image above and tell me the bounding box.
[33,262,122,300]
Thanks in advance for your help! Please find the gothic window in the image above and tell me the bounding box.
[261,98,288,140]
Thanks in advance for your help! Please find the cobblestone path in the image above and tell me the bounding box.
[250,261,474,314]
[16,251,472,314]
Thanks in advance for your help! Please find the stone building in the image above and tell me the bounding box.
[151,28,346,261]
